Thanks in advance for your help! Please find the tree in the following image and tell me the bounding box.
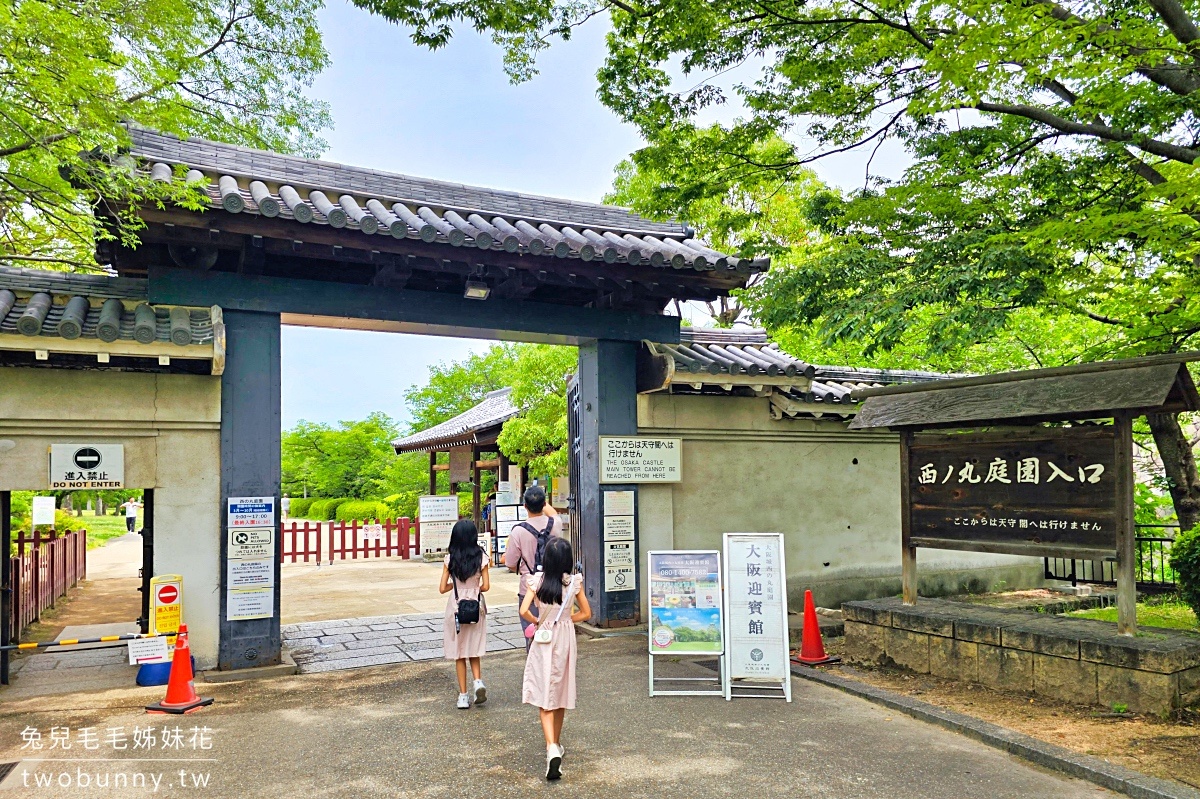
[350,0,1200,527]
[606,135,826,327]
[402,345,520,432]
[1,0,329,269]
[281,413,400,499]
[497,344,577,475]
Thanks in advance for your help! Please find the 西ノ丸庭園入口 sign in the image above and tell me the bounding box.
[909,427,1117,556]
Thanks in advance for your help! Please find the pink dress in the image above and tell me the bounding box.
[443,556,487,660]
[522,573,581,710]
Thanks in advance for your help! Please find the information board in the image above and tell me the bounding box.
[723,534,790,685]
[228,496,275,528]
[229,527,274,559]
[49,444,124,489]
[599,437,682,483]
[149,574,183,660]
[647,551,723,655]
[418,495,460,552]
[908,427,1118,556]
[31,496,55,526]
[227,588,273,620]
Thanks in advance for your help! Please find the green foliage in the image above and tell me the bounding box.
[496,345,576,475]
[307,498,349,521]
[1111,702,1129,714]
[288,498,315,518]
[282,412,401,500]
[334,500,392,522]
[1,0,330,269]
[1171,528,1200,622]
[403,345,519,432]
[13,510,86,537]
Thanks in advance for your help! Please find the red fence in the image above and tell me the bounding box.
[9,529,88,641]
[281,519,419,564]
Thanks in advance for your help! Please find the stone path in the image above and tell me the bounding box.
[282,608,525,673]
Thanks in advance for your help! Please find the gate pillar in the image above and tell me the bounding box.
[576,339,639,626]
[218,310,282,669]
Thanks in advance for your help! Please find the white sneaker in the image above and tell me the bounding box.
[473,679,487,705]
[456,693,470,710]
[545,746,562,781]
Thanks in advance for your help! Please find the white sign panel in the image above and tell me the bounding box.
[227,557,275,589]
[31,496,56,526]
[49,444,124,489]
[605,565,636,592]
[599,437,682,483]
[603,515,635,541]
[362,523,384,541]
[227,588,273,620]
[229,527,275,559]
[421,520,454,552]
[603,490,635,516]
[724,533,790,683]
[418,495,459,522]
[228,496,274,528]
[128,636,170,665]
[604,540,635,567]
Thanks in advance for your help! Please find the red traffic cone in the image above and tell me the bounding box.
[793,590,840,667]
[146,624,214,714]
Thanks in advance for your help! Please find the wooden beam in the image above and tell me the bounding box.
[431,463,450,472]
[474,458,500,469]
[429,452,437,495]
[472,445,482,530]
[1114,412,1137,636]
[147,265,683,345]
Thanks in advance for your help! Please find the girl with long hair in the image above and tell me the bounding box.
[439,519,490,709]
[519,536,590,780]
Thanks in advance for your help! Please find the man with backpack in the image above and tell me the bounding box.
[505,485,562,649]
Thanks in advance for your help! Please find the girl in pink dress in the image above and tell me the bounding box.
[519,537,590,780]
[439,520,490,709]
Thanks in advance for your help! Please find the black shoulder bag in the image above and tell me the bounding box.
[451,553,484,633]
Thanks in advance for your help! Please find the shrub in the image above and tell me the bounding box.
[335,500,391,522]
[1170,527,1200,621]
[308,498,350,521]
[289,497,314,518]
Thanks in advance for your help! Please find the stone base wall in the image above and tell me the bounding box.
[843,596,1200,715]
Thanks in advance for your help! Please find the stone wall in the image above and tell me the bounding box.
[844,596,1200,715]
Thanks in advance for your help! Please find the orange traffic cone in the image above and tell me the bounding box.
[793,590,840,667]
[146,624,214,714]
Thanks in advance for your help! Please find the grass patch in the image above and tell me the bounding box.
[75,510,139,549]
[1069,599,1198,631]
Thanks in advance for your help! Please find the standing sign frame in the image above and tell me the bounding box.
[647,550,725,697]
[722,533,792,702]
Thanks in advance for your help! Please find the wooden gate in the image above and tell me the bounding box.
[281,519,418,565]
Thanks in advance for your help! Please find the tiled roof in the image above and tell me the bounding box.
[658,328,816,378]
[127,128,765,276]
[0,266,214,346]
[648,327,950,416]
[392,387,520,453]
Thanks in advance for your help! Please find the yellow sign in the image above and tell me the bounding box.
[149,574,183,640]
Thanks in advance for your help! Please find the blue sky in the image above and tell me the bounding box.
[281,2,908,430]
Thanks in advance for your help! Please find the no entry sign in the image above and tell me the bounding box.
[149,574,183,640]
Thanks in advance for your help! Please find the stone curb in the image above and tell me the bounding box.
[790,664,1200,799]
[200,652,299,683]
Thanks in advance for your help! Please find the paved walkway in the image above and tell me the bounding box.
[280,557,520,624]
[283,607,525,672]
[0,635,1117,798]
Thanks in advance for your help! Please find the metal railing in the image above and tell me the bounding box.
[1043,524,1179,593]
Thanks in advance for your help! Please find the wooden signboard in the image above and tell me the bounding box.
[907,427,1119,559]
[448,448,472,484]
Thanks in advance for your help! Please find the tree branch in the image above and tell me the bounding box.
[974,101,1200,164]
[1145,0,1200,49]
[0,130,77,158]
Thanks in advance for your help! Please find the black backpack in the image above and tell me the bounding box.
[516,518,554,573]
